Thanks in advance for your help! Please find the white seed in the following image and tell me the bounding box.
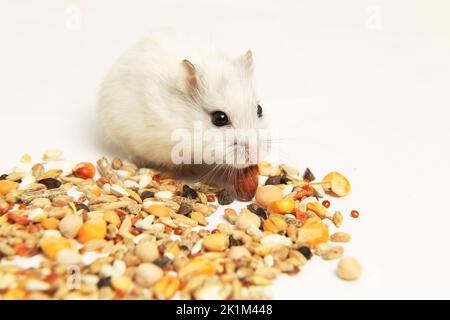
[135,215,155,230]
[194,283,231,300]
[260,234,292,248]
[116,169,131,180]
[142,199,164,210]
[56,249,81,265]
[27,208,48,222]
[82,275,99,286]
[100,264,116,277]
[191,239,204,255]
[337,257,362,281]
[123,180,139,189]
[42,230,62,238]
[246,225,263,238]
[19,175,36,189]
[155,191,173,199]
[66,187,84,202]
[282,184,294,197]
[139,174,153,189]
[113,260,127,276]
[102,183,111,194]
[111,184,129,197]
[264,254,274,267]
[25,279,50,291]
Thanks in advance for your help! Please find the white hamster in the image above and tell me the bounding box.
[98,36,269,184]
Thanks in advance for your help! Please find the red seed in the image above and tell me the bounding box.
[174,227,183,235]
[130,228,140,236]
[164,225,173,233]
[322,200,330,208]
[351,210,359,218]
[73,162,95,179]
[207,195,215,202]
[211,229,220,234]
[295,209,308,222]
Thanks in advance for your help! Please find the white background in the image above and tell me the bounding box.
[1,0,450,299]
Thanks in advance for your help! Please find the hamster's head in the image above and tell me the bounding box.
[174,50,270,169]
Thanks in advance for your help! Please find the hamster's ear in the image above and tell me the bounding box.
[239,50,254,73]
[181,59,198,98]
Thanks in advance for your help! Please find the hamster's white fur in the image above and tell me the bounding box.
[98,35,268,174]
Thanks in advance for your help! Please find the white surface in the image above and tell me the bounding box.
[1,0,450,299]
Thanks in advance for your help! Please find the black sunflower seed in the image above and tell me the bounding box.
[298,246,312,260]
[229,235,244,247]
[182,185,197,199]
[255,208,268,220]
[97,277,112,288]
[177,203,192,216]
[38,178,61,189]
[75,203,90,212]
[302,168,316,181]
[264,175,282,185]
[246,203,259,214]
[140,191,155,200]
[217,190,235,205]
[153,257,171,269]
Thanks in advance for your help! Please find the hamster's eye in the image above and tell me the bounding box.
[211,111,230,127]
[257,104,263,118]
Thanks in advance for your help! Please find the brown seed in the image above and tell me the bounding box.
[234,165,259,201]
[111,157,123,170]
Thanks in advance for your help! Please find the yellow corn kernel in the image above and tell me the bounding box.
[267,198,296,214]
[178,256,216,281]
[78,219,107,244]
[297,221,329,248]
[40,236,74,260]
[153,275,180,300]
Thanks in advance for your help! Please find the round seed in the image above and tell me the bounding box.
[135,241,159,262]
[59,215,83,239]
[337,256,362,281]
[135,263,163,287]
[235,209,260,230]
